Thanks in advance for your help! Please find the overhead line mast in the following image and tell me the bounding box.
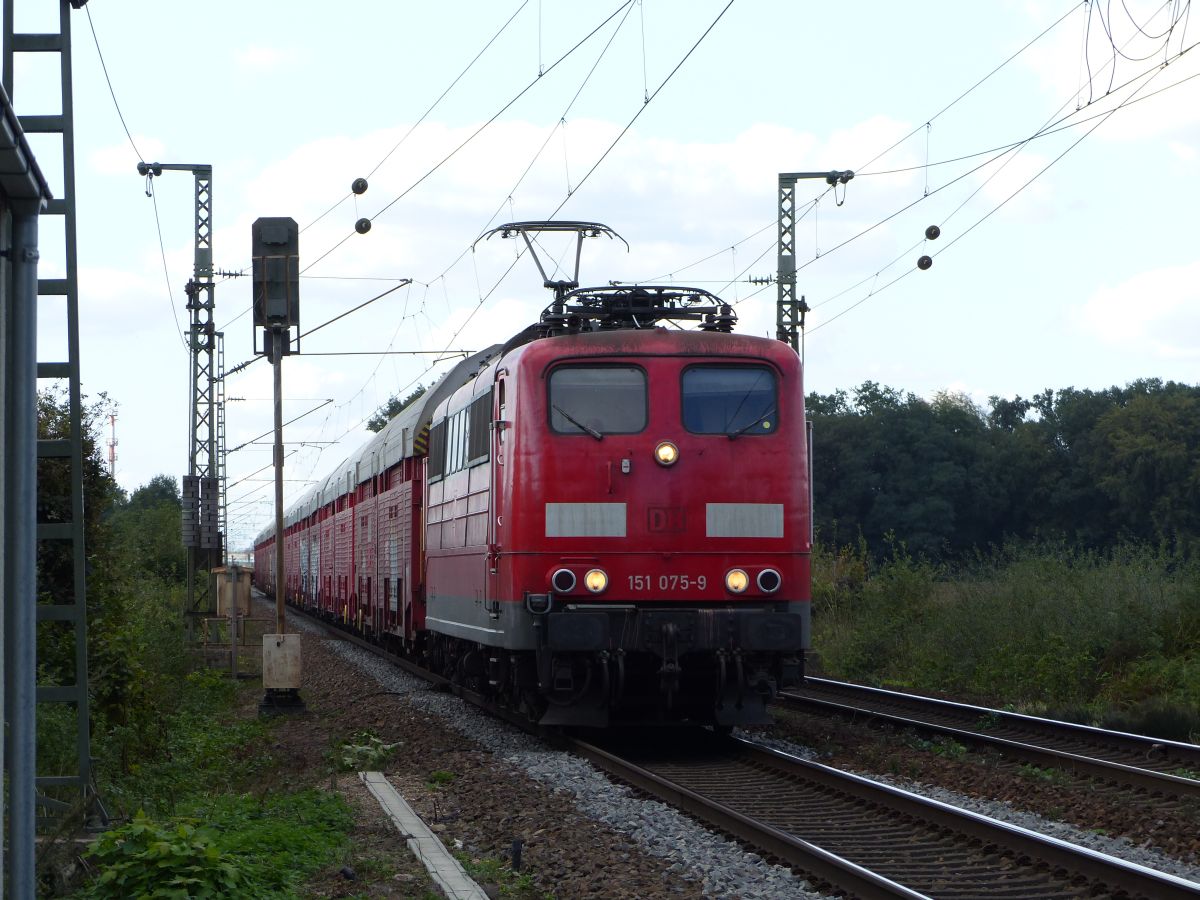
[776,170,854,355]
[138,162,226,638]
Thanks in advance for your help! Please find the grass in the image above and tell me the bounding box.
[69,670,354,899]
[456,852,551,899]
[812,540,1200,741]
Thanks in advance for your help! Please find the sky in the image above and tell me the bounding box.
[11,0,1199,551]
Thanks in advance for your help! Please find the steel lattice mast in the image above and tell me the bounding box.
[776,170,854,353]
[138,162,225,636]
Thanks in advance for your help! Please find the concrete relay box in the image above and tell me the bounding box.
[262,634,302,689]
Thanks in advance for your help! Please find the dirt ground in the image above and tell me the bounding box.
[263,617,707,899]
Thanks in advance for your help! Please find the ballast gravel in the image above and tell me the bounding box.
[319,635,831,899]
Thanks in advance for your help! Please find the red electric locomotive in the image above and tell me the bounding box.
[255,222,811,727]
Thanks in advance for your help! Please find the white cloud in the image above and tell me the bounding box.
[969,148,1053,219]
[1075,261,1200,359]
[234,45,300,72]
[1169,140,1196,162]
[89,137,166,176]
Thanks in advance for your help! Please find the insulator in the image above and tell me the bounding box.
[355,218,372,234]
[351,177,368,195]
[925,224,941,240]
[917,255,933,270]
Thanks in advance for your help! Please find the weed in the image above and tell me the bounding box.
[907,735,968,760]
[455,852,545,898]
[332,731,402,773]
[973,712,1003,731]
[81,813,256,899]
[1016,764,1071,786]
[82,790,353,898]
[428,769,456,787]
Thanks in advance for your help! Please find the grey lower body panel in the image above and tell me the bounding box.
[547,602,810,655]
[425,594,810,655]
[425,593,540,649]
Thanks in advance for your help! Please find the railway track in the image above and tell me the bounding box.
[283,603,1200,897]
[574,730,1200,899]
[778,677,1200,799]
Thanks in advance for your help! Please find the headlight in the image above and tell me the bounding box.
[584,568,608,593]
[757,568,782,593]
[551,568,576,593]
[725,568,749,593]
[654,441,679,466]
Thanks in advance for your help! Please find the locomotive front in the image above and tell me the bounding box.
[499,323,810,727]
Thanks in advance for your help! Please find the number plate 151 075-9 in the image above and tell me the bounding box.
[628,574,707,591]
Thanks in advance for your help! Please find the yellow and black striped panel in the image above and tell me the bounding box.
[413,423,430,455]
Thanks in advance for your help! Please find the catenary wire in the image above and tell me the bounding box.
[808,45,1181,336]
[854,2,1084,175]
[84,4,189,350]
[411,0,639,294]
[300,0,637,277]
[387,0,738,419]
[291,0,733,483]
[275,0,644,476]
[790,29,1200,329]
[282,0,747,505]
[542,0,738,222]
[367,0,531,181]
[620,2,1082,310]
[294,1,535,240]
[84,6,143,162]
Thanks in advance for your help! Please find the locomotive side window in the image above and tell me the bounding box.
[427,420,447,481]
[549,366,647,435]
[430,389,494,480]
[467,390,492,466]
[682,365,777,436]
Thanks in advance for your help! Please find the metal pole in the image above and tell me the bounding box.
[776,170,853,352]
[229,566,239,680]
[273,330,286,636]
[5,207,40,900]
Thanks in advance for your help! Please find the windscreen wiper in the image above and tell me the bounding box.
[552,404,603,440]
[728,407,776,440]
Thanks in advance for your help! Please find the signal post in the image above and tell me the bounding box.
[251,217,306,714]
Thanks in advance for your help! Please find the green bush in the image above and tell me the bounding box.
[811,540,1200,731]
[100,670,269,819]
[81,791,353,900]
[82,814,256,899]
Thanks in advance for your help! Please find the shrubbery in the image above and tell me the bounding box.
[73,666,351,898]
[811,540,1200,739]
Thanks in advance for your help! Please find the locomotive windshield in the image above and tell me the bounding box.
[549,365,647,436]
[682,365,777,436]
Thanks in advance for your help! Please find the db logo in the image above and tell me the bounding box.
[647,507,685,533]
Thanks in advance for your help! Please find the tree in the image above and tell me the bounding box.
[808,383,999,558]
[366,385,426,433]
[110,475,186,582]
[1090,383,1200,551]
